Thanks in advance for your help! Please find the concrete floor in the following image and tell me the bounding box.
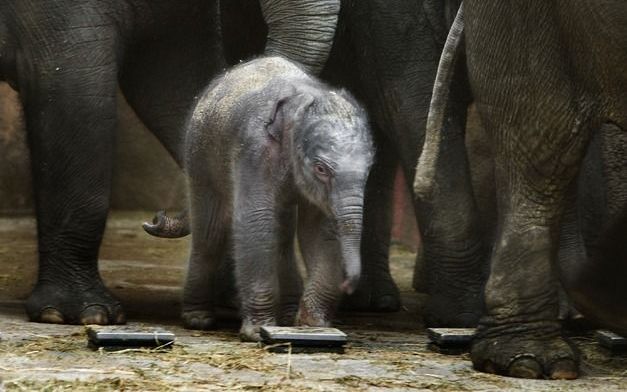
[1,212,626,391]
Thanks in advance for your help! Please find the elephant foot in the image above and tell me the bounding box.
[424,291,482,327]
[239,318,276,342]
[340,271,401,312]
[471,322,578,379]
[182,310,216,330]
[26,282,125,325]
[278,302,299,326]
[296,303,332,327]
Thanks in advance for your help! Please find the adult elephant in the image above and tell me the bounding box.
[0,0,340,325]
[2,0,481,327]
[415,1,627,379]
[219,0,479,321]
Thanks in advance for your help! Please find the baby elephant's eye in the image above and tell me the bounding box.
[314,163,330,178]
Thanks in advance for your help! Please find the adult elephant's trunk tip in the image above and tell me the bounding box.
[142,210,190,238]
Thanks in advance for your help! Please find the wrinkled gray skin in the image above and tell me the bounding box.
[217,0,473,321]
[149,0,468,319]
[415,1,627,380]
[0,0,340,325]
[159,57,373,341]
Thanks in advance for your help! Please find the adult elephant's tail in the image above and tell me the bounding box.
[143,210,190,238]
[413,3,466,199]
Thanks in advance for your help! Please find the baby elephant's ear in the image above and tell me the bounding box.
[266,92,315,142]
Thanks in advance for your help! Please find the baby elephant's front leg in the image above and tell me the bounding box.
[296,204,344,326]
[233,183,283,341]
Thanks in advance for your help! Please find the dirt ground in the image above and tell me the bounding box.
[1,212,626,391]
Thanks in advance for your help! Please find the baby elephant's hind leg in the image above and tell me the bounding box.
[296,203,344,327]
[182,187,227,330]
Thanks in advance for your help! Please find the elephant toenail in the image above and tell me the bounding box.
[40,308,65,324]
[508,357,542,379]
[550,359,578,380]
[80,305,108,325]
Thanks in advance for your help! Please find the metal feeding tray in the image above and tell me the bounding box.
[427,328,476,355]
[260,326,348,353]
[596,330,627,352]
[87,326,175,351]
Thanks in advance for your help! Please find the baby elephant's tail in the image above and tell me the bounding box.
[142,210,190,238]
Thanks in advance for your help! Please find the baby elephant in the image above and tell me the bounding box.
[147,56,374,341]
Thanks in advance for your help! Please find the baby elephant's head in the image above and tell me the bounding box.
[267,84,374,294]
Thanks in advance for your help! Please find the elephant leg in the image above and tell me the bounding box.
[19,22,123,324]
[232,176,282,342]
[416,98,487,328]
[297,202,343,326]
[470,110,590,380]
[557,165,592,326]
[341,133,400,312]
[277,207,302,326]
[181,184,227,330]
[472,198,580,379]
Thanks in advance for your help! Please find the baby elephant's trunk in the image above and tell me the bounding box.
[334,194,365,295]
[142,210,190,238]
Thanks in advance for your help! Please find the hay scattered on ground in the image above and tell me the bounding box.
[329,374,472,390]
